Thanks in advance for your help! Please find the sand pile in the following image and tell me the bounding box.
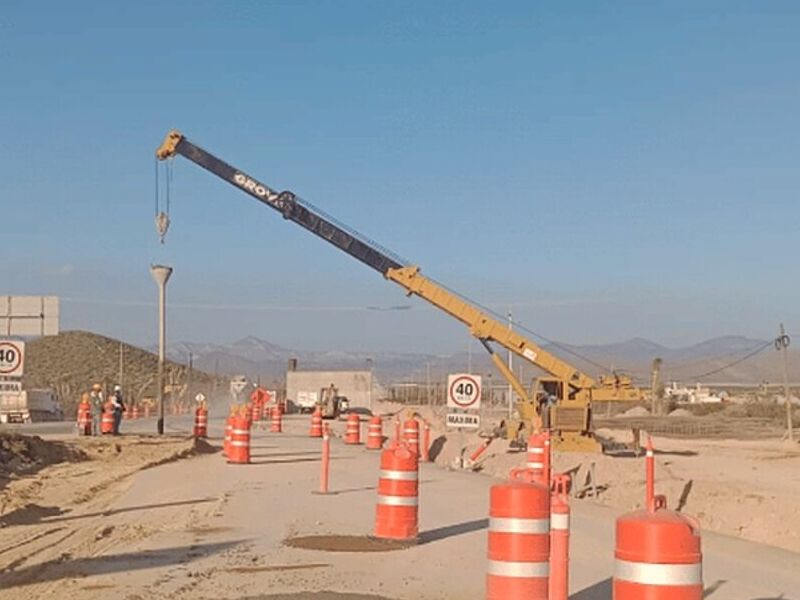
[0,433,87,479]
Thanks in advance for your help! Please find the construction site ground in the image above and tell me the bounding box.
[1,411,799,599]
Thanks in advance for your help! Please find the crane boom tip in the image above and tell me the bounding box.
[155,129,183,160]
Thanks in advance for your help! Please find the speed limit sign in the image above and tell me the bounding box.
[447,373,482,410]
[0,340,25,377]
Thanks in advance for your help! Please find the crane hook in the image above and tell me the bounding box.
[155,211,170,244]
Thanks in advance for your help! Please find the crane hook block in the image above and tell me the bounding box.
[156,129,184,160]
[155,211,171,244]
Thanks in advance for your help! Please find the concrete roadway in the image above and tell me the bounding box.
[7,414,800,599]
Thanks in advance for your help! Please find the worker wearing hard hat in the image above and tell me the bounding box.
[89,384,104,435]
[111,385,126,435]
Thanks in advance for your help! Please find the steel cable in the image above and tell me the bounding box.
[679,340,773,381]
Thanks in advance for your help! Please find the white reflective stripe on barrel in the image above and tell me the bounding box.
[551,512,570,530]
[528,447,544,454]
[380,469,418,481]
[229,441,250,447]
[487,560,549,578]
[377,494,418,506]
[489,516,550,534]
[231,429,250,435]
[615,559,702,586]
[368,432,382,436]
[526,461,544,469]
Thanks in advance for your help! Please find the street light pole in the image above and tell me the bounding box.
[150,264,173,435]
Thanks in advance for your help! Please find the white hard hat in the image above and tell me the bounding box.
[114,385,122,392]
[195,393,206,402]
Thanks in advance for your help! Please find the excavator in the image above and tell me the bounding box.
[155,130,644,452]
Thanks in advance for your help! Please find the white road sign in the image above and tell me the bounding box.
[446,413,480,429]
[0,339,25,377]
[0,296,59,336]
[447,373,482,410]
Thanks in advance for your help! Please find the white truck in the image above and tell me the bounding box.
[295,390,318,414]
[0,381,63,423]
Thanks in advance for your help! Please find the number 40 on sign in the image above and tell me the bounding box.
[447,373,482,410]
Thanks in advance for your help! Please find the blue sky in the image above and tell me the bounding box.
[1,1,797,353]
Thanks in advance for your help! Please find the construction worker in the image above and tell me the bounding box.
[111,384,126,435]
[89,384,104,435]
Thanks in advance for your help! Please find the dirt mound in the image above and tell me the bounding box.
[0,433,87,478]
[21,330,222,417]
[668,408,693,417]
[616,406,650,418]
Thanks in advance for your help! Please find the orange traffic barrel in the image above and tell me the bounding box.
[549,474,571,600]
[345,413,361,444]
[227,415,251,464]
[614,500,702,598]
[366,415,383,450]
[193,407,208,438]
[526,432,548,486]
[614,439,702,599]
[403,418,419,455]
[309,407,323,438]
[76,398,92,436]
[374,443,418,541]
[421,422,431,462]
[486,468,550,600]
[269,406,282,433]
[100,405,115,435]
[223,416,233,457]
[250,401,261,423]
[131,405,140,419]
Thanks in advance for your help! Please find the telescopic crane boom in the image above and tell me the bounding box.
[155,130,642,451]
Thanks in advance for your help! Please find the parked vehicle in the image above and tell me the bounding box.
[0,382,63,423]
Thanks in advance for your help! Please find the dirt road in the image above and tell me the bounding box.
[1,415,798,599]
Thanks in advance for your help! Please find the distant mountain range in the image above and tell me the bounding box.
[154,335,799,386]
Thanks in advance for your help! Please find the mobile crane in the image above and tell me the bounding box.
[155,130,643,451]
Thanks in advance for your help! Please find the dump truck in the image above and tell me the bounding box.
[0,381,63,423]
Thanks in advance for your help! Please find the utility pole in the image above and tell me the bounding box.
[118,342,124,389]
[507,308,514,419]
[212,357,219,403]
[775,324,793,442]
[187,351,193,408]
[426,361,432,406]
[366,357,373,411]
[650,357,663,416]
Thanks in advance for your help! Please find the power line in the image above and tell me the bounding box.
[424,276,613,373]
[680,340,773,381]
